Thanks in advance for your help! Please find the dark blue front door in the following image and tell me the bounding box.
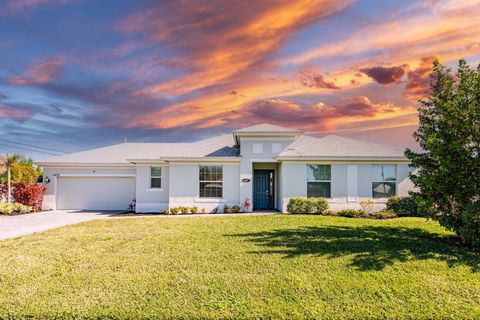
[253,170,274,210]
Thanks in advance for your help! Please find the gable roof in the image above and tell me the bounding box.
[278,135,405,159]
[37,124,407,165]
[233,123,301,134]
[38,134,238,165]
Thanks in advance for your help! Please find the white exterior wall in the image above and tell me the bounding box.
[239,138,294,211]
[280,162,413,212]
[41,166,135,210]
[135,165,169,212]
[168,163,240,213]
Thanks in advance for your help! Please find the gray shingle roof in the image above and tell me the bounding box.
[278,135,405,159]
[39,134,238,164]
[38,124,407,165]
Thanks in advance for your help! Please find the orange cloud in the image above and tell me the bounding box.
[9,58,64,85]
[404,55,436,99]
[117,0,352,98]
[300,71,340,89]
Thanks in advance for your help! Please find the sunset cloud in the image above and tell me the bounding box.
[0,104,35,121]
[1,0,479,158]
[118,0,351,97]
[300,71,340,89]
[405,56,436,99]
[360,65,408,85]
[9,58,64,85]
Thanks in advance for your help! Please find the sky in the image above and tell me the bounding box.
[0,0,479,160]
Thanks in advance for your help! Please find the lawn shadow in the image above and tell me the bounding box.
[228,225,480,271]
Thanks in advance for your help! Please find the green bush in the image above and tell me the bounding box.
[190,207,198,214]
[336,209,364,218]
[286,197,329,214]
[211,207,218,214]
[223,205,230,213]
[161,209,169,215]
[359,199,375,214]
[371,210,397,219]
[170,207,179,215]
[386,196,426,217]
[231,205,241,213]
[0,203,32,215]
[201,208,206,214]
[180,206,189,214]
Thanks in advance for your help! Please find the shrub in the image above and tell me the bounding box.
[201,208,206,214]
[371,210,397,219]
[223,205,230,213]
[161,209,169,214]
[190,206,198,214]
[1,182,46,212]
[170,207,179,214]
[336,209,364,218]
[180,206,189,214]
[359,199,375,214]
[286,197,329,214]
[231,205,241,213]
[386,196,426,217]
[0,203,32,215]
[211,207,218,214]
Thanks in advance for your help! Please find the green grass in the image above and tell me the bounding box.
[0,215,479,319]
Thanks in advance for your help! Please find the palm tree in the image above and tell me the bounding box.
[0,154,22,203]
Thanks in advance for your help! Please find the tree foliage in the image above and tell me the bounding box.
[0,154,41,184]
[0,182,46,212]
[405,59,480,247]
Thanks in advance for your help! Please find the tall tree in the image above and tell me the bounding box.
[0,154,24,203]
[405,59,480,247]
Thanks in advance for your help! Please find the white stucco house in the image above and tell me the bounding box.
[38,124,413,213]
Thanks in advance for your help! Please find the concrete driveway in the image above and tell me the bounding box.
[0,210,119,240]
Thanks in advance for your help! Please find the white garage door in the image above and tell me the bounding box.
[57,177,135,210]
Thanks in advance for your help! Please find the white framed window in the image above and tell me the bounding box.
[272,143,283,154]
[150,167,162,188]
[252,143,263,154]
[372,164,396,198]
[199,165,223,198]
[307,164,331,198]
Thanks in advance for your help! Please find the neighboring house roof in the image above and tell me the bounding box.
[37,124,407,166]
[278,135,405,159]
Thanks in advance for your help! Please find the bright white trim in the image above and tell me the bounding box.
[164,157,241,163]
[37,162,134,167]
[279,158,408,163]
[146,188,164,192]
[194,198,226,203]
[250,159,278,163]
[347,165,358,202]
[55,174,136,178]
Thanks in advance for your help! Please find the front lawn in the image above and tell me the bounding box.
[0,215,479,319]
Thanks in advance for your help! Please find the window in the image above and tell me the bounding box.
[252,143,263,154]
[372,164,396,198]
[150,167,162,188]
[307,164,331,198]
[272,143,283,154]
[199,165,223,198]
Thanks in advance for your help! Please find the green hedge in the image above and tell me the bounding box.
[0,203,32,215]
[386,196,427,217]
[287,197,329,214]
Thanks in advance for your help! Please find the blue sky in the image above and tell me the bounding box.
[0,0,479,160]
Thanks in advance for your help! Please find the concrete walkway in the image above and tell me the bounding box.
[0,210,279,240]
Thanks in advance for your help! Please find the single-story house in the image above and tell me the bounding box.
[37,123,414,213]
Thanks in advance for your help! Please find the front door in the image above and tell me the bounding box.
[253,170,274,210]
